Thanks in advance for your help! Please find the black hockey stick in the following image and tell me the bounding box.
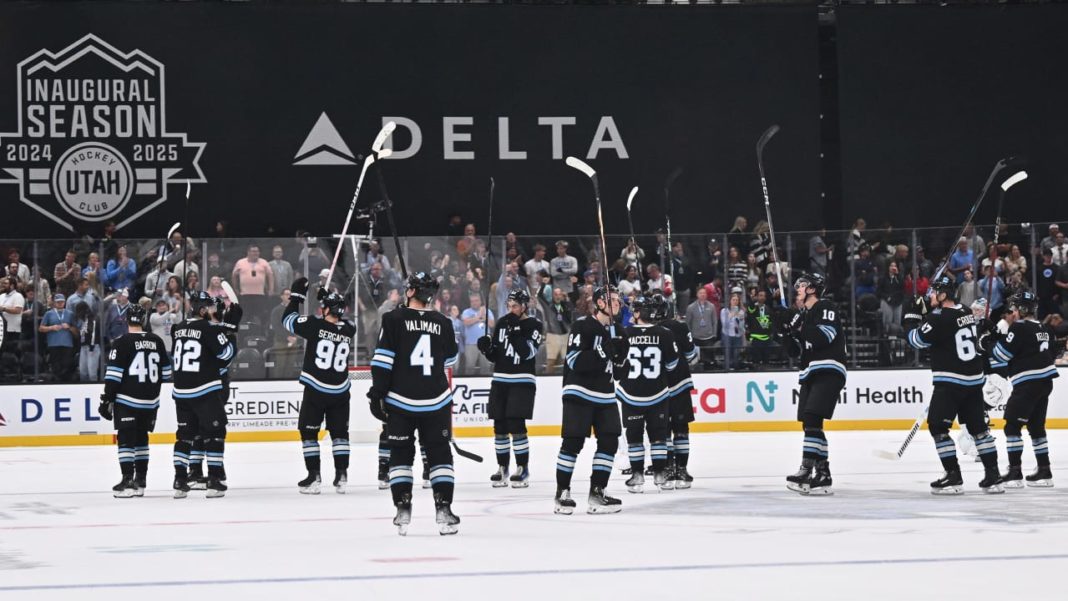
[756,125,787,308]
[181,182,191,317]
[663,167,682,312]
[985,171,1028,318]
[625,186,638,255]
[154,221,180,296]
[483,177,496,334]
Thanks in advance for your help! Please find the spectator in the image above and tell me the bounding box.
[269,289,296,348]
[357,263,390,354]
[40,293,77,382]
[979,243,1006,277]
[67,277,100,315]
[617,265,641,297]
[144,258,174,298]
[914,245,934,279]
[203,251,229,282]
[745,252,763,288]
[495,260,525,316]
[104,245,137,293]
[53,249,81,297]
[891,244,911,277]
[877,261,906,335]
[854,245,878,297]
[720,292,746,369]
[726,246,747,288]
[103,289,131,346]
[1055,258,1068,317]
[523,244,550,288]
[620,238,645,270]
[947,238,974,282]
[749,221,771,265]
[1040,224,1061,253]
[745,289,775,366]
[686,287,718,367]
[809,228,830,276]
[433,288,455,314]
[99,219,119,262]
[232,244,275,320]
[0,277,25,356]
[149,298,180,354]
[298,238,330,277]
[963,224,986,261]
[172,247,200,286]
[456,222,480,258]
[73,300,101,382]
[268,245,294,295]
[540,287,573,374]
[1051,232,1068,267]
[670,241,694,315]
[468,240,491,277]
[206,275,226,301]
[727,215,749,251]
[185,270,200,295]
[1004,244,1027,280]
[161,276,185,313]
[702,278,725,314]
[550,240,579,295]
[161,229,195,274]
[645,263,671,296]
[703,238,722,284]
[363,240,392,273]
[446,213,464,240]
[958,269,978,308]
[447,305,464,351]
[977,265,1006,320]
[1037,248,1060,318]
[82,252,104,294]
[505,231,527,262]
[6,249,30,283]
[848,218,867,259]
[460,292,494,375]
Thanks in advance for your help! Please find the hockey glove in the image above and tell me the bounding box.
[290,277,309,302]
[98,394,114,421]
[604,338,629,366]
[476,335,495,357]
[367,390,389,422]
[780,310,803,338]
[317,286,328,302]
[223,302,243,327]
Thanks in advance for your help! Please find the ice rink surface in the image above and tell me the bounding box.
[3,431,1068,601]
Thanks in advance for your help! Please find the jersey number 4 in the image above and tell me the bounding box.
[410,333,434,376]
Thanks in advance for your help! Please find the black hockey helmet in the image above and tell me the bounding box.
[405,271,439,305]
[646,292,669,322]
[929,274,956,295]
[793,272,825,297]
[190,290,216,317]
[321,291,346,318]
[592,284,619,305]
[1009,290,1038,317]
[213,296,227,316]
[126,303,146,327]
[507,288,531,306]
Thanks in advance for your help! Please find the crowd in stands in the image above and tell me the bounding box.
[3,214,1068,383]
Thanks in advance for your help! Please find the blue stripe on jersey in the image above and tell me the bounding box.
[818,325,836,343]
[907,328,931,349]
[283,313,298,334]
[370,360,393,371]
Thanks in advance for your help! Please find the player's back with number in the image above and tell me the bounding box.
[616,323,677,406]
[909,305,985,386]
[106,332,172,408]
[285,312,356,394]
[992,320,1059,385]
[172,319,234,398]
[371,306,458,412]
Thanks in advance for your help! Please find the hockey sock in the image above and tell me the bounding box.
[974,431,998,469]
[302,438,321,474]
[189,438,205,473]
[591,438,617,489]
[1032,436,1050,467]
[421,448,429,472]
[802,429,828,462]
[117,429,136,477]
[512,434,530,467]
[133,430,150,479]
[650,441,669,471]
[332,437,350,471]
[173,439,192,478]
[556,438,583,490]
[428,464,456,504]
[205,437,226,479]
[934,433,960,471]
[494,434,511,468]
[673,433,690,468]
[1005,435,1024,467]
[665,438,675,466]
[627,442,645,472]
[388,465,415,504]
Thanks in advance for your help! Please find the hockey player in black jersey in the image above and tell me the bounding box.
[779,273,846,495]
[555,285,627,515]
[656,294,700,488]
[171,291,237,499]
[906,274,1003,494]
[617,295,678,493]
[369,273,461,535]
[477,288,543,488]
[284,279,358,494]
[99,304,172,497]
[990,291,1059,488]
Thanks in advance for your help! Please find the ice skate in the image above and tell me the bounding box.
[804,460,833,496]
[333,470,347,494]
[509,465,530,488]
[930,468,964,496]
[786,459,814,493]
[554,488,576,515]
[298,472,321,495]
[643,465,655,476]
[394,494,412,536]
[587,487,622,514]
[434,494,460,536]
[674,466,694,490]
[206,477,228,498]
[377,461,389,490]
[173,475,191,499]
[490,465,509,488]
[979,468,1005,494]
[112,476,137,498]
[1000,465,1024,489]
[188,465,208,490]
[625,472,644,494]
[654,469,674,491]
[422,464,431,489]
[1026,466,1054,488]
[132,476,146,497]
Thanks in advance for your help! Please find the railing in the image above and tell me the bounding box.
[1,221,1063,384]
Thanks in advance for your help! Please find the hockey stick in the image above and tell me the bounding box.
[756,125,787,308]
[664,168,682,312]
[154,221,181,294]
[625,186,638,246]
[566,156,615,322]
[873,405,930,461]
[181,182,191,316]
[483,177,496,333]
[325,121,397,289]
[220,280,239,306]
[985,171,1028,318]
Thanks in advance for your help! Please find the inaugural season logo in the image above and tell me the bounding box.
[0,34,205,231]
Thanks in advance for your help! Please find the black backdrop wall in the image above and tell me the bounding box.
[0,3,819,239]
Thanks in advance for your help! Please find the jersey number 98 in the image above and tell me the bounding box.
[315,339,350,372]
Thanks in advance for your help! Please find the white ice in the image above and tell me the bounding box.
[3,431,1068,601]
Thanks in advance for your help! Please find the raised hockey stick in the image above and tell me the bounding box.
[324,121,397,289]
[483,177,496,333]
[663,169,682,312]
[181,182,191,316]
[756,125,787,308]
[873,405,930,461]
[566,157,616,326]
[625,186,638,246]
[985,170,1028,318]
[220,280,239,306]
[154,221,181,294]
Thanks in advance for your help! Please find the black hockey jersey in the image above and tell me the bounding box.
[793,299,847,382]
[660,319,697,398]
[990,319,1060,386]
[370,306,458,413]
[907,304,985,387]
[614,323,678,407]
[104,331,172,410]
[562,316,617,404]
[486,312,543,388]
[171,318,235,400]
[282,302,357,395]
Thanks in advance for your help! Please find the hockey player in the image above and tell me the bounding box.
[283,279,357,494]
[906,274,1003,494]
[368,272,460,535]
[956,298,1002,462]
[477,288,543,488]
[555,285,627,515]
[780,272,846,495]
[377,432,430,490]
[656,293,700,488]
[990,291,1059,488]
[171,291,237,498]
[99,304,172,497]
[617,295,678,493]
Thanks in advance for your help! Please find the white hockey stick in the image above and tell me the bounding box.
[566,156,617,334]
[756,124,787,307]
[324,121,397,288]
[625,186,638,244]
[873,404,929,461]
[220,280,239,305]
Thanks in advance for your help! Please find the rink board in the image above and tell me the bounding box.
[0,368,1064,446]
